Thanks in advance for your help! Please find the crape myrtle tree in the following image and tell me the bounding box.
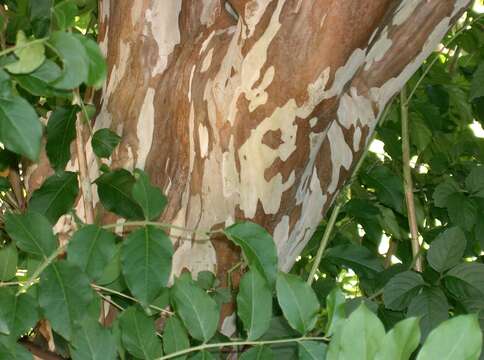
[0,0,483,359]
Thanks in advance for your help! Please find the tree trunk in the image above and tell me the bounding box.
[90,0,468,280]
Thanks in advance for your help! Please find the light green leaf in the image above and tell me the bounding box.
[237,270,272,340]
[0,94,42,160]
[407,287,449,340]
[53,0,77,30]
[325,287,346,336]
[224,222,278,287]
[375,317,420,360]
[0,242,17,281]
[28,171,79,225]
[5,211,57,258]
[119,307,162,360]
[0,288,38,337]
[14,59,68,97]
[240,346,274,360]
[121,226,173,305]
[276,272,320,335]
[48,32,89,89]
[383,271,426,311]
[76,35,107,88]
[427,227,466,272]
[416,315,482,360]
[171,273,219,342]
[91,128,121,158]
[444,262,484,298]
[71,316,117,360]
[5,31,45,74]
[95,169,144,220]
[298,341,327,360]
[38,261,93,340]
[67,225,117,281]
[46,106,78,171]
[163,316,189,360]
[132,169,167,221]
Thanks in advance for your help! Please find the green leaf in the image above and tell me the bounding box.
[121,226,173,305]
[444,262,484,298]
[0,288,38,337]
[119,307,162,360]
[189,351,215,360]
[91,128,121,158]
[14,59,68,97]
[237,270,272,340]
[76,35,107,88]
[432,178,460,208]
[298,341,327,360]
[28,171,79,224]
[132,169,167,221]
[71,316,117,360]
[196,271,216,290]
[470,62,484,101]
[325,287,346,336]
[375,317,420,360]
[240,346,274,360]
[276,272,320,334]
[446,193,477,231]
[53,0,77,30]
[416,315,482,360]
[325,244,384,278]
[363,166,404,213]
[46,106,78,171]
[0,94,41,160]
[332,303,386,360]
[162,316,189,360]
[5,211,57,258]
[383,271,426,311]
[0,337,33,360]
[4,31,45,74]
[48,31,89,89]
[465,166,484,197]
[38,261,93,340]
[97,243,121,286]
[95,169,144,220]
[67,225,117,281]
[171,273,219,342]
[407,287,449,340]
[0,242,17,281]
[224,222,278,287]
[427,227,466,272]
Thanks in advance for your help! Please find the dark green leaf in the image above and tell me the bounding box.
[432,178,460,208]
[171,273,219,342]
[237,270,272,340]
[121,226,173,305]
[0,94,41,160]
[76,35,106,88]
[53,0,77,30]
[466,166,484,197]
[276,272,319,334]
[240,346,274,360]
[325,244,384,278]
[363,166,404,213]
[0,288,38,337]
[189,351,215,360]
[97,243,121,286]
[28,171,79,224]
[224,222,278,287]
[444,262,484,298]
[91,128,120,158]
[298,341,327,360]
[38,261,93,340]
[427,227,466,272]
[375,317,420,360]
[119,307,162,360]
[416,315,482,360]
[0,242,17,281]
[132,169,167,221]
[196,271,216,290]
[470,62,484,101]
[162,316,189,360]
[71,316,117,360]
[95,169,144,220]
[446,193,477,231]
[0,337,33,360]
[67,225,117,281]
[5,211,57,258]
[383,271,426,311]
[46,106,78,171]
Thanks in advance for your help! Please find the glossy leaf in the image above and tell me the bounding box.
[91,128,121,158]
[276,272,319,334]
[427,227,466,272]
[162,316,189,360]
[383,271,426,311]
[67,225,117,281]
[240,346,274,360]
[38,261,93,340]
[224,222,278,287]
[0,242,17,281]
[71,316,117,360]
[5,211,57,258]
[298,341,327,360]
[132,169,167,220]
[121,226,173,305]
[416,315,482,360]
[237,270,272,340]
[5,31,45,74]
[46,106,78,171]
[171,273,219,342]
[119,307,162,360]
[28,171,79,224]
[375,317,420,360]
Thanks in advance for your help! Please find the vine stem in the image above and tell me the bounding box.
[400,87,422,272]
[157,336,328,360]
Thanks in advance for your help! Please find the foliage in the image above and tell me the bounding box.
[0,1,482,360]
